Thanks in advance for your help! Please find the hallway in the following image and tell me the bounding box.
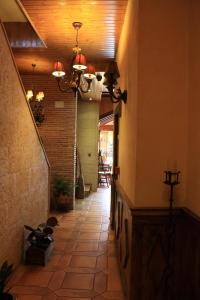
[9,188,124,300]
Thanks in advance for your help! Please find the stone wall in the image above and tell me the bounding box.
[0,24,49,265]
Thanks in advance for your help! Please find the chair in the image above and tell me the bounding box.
[98,163,111,187]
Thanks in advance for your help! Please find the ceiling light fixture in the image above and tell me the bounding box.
[103,61,127,103]
[26,64,45,125]
[52,22,97,94]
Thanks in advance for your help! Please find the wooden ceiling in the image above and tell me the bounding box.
[9,0,128,74]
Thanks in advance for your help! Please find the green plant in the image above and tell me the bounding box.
[24,217,58,249]
[53,176,73,197]
[0,261,13,299]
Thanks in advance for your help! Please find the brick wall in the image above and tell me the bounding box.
[21,75,77,209]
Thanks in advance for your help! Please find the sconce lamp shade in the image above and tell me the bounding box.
[73,54,87,70]
[84,64,96,80]
[104,61,120,80]
[36,91,45,102]
[52,61,66,77]
[26,90,34,100]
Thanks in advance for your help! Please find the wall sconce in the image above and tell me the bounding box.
[103,61,127,104]
[26,64,45,126]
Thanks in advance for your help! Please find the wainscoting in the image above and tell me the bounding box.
[112,181,200,300]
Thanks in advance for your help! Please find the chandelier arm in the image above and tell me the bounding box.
[56,78,74,93]
[79,79,92,94]
[106,86,127,103]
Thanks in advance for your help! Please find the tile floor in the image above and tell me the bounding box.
[10,188,124,300]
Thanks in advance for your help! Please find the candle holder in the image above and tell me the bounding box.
[162,170,180,300]
[147,170,181,300]
[164,170,180,211]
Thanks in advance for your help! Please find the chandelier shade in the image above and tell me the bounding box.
[52,61,66,77]
[84,64,96,80]
[52,22,96,94]
[73,54,87,70]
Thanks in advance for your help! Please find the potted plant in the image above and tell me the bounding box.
[0,261,16,300]
[24,217,58,265]
[53,176,73,211]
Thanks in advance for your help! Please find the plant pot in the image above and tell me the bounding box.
[25,242,54,266]
[56,194,71,211]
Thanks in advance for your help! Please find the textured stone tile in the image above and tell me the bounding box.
[62,273,94,290]
[70,256,96,268]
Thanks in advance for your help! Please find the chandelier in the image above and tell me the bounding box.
[26,64,45,125]
[52,22,97,94]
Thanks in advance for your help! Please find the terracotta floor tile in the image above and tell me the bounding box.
[78,232,100,240]
[54,241,67,252]
[17,270,53,287]
[94,271,107,293]
[80,224,102,232]
[100,232,109,241]
[42,291,57,300]
[17,296,42,300]
[56,288,96,298]
[48,270,66,290]
[11,189,124,300]
[103,291,124,299]
[75,242,99,252]
[85,217,102,223]
[101,223,109,231]
[98,242,108,252]
[11,286,48,296]
[57,298,91,300]
[96,255,107,271]
[70,256,96,268]
[62,273,94,290]
[57,254,72,268]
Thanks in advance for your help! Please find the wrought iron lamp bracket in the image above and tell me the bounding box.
[106,85,127,103]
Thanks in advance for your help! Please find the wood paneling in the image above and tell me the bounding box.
[11,0,128,74]
[113,181,200,300]
[4,22,45,48]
